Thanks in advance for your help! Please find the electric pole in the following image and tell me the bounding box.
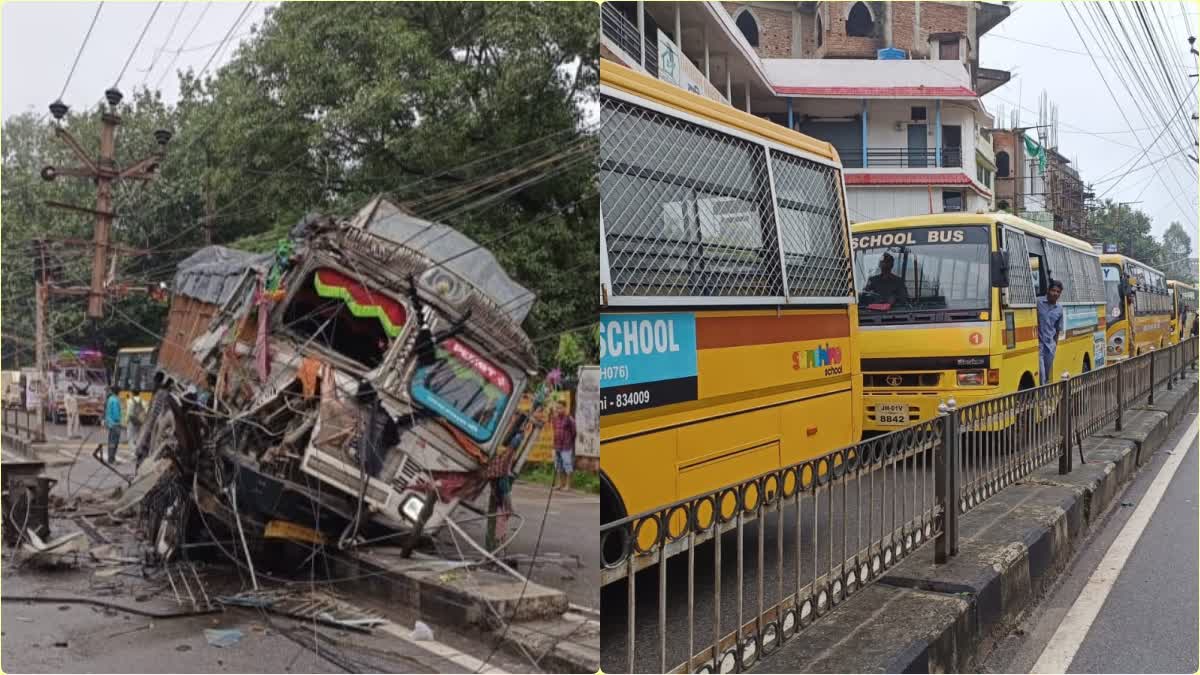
[41,88,172,320]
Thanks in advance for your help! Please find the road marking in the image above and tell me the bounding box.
[1031,416,1198,674]
[376,620,510,674]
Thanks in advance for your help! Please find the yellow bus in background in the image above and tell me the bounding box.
[1167,280,1197,345]
[1101,254,1171,359]
[598,59,860,549]
[113,346,158,405]
[851,213,1106,435]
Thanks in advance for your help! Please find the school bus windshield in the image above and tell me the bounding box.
[852,225,990,319]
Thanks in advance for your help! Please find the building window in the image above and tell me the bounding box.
[911,107,927,121]
[736,10,759,47]
[940,38,960,60]
[942,190,964,213]
[996,151,1010,177]
[816,13,824,48]
[846,2,874,37]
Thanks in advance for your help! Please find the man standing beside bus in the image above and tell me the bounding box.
[103,386,123,463]
[1038,280,1065,386]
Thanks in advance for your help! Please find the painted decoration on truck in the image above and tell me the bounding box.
[410,338,512,443]
[600,313,698,415]
[313,268,407,337]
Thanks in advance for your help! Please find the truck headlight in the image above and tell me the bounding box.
[400,495,426,523]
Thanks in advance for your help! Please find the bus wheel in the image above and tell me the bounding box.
[600,474,629,569]
[1082,356,1091,373]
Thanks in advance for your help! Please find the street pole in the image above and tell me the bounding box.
[42,89,171,319]
[1116,200,1141,256]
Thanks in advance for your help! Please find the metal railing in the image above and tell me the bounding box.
[600,336,1198,674]
[601,3,657,77]
[1,406,44,444]
[840,148,964,169]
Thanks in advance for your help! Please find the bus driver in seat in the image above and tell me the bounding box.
[864,252,909,310]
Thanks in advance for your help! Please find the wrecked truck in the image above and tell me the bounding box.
[125,196,543,562]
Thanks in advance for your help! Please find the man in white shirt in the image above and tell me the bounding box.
[64,386,80,439]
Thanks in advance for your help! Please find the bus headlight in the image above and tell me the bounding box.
[957,370,985,386]
[1108,331,1126,355]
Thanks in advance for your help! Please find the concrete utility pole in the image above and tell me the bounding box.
[33,240,48,375]
[1116,200,1142,256]
[41,88,171,319]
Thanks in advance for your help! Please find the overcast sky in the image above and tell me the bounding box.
[3,1,1196,253]
[981,1,1199,255]
[2,1,274,120]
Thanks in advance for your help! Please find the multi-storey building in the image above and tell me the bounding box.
[600,0,1012,221]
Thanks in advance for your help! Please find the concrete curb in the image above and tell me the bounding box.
[753,371,1197,673]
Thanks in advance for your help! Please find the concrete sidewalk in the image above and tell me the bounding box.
[752,371,1198,673]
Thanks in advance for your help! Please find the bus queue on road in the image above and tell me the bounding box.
[597,56,1197,557]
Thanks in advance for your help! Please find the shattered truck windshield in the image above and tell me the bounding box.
[282,267,407,368]
[410,338,513,443]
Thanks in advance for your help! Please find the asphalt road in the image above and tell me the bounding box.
[983,413,1199,674]
[5,420,590,673]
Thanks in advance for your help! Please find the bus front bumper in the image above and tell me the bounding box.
[862,388,1002,435]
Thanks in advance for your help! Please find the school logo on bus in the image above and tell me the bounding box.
[792,344,844,376]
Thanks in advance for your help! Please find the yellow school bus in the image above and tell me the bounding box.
[598,59,861,539]
[1101,254,1172,359]
[851,213,1106,435]
[1167,280,1197,345]
[113,346,158,405]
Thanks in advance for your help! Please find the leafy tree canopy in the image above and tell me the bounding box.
[3,2,599,370]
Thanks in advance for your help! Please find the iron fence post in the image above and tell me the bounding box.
[1115,360,1124,432]
[1149,350,1156,407]
[934,400,960,564]
[1168,345,1175,390]
[1059,374,1072,475]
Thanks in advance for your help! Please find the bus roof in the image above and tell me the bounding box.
[852,212,1098,255]
[1099,253,1165,276]
[600,58,841,164]
[1167,279,1195,290]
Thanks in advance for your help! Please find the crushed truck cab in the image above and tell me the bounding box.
[129,196,540,560]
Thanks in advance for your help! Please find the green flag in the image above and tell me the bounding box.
[1024,135,1046,174]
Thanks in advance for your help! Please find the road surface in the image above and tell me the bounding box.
[983,413,1199,674]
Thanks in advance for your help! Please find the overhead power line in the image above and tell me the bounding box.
[113,2,163,88]
[58,2,105,101]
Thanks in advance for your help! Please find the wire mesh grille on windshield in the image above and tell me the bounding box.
[1003,229,1038,307]
[600,95,852,301]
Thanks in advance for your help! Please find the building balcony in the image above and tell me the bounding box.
[601,2,658,77]
[835,147,964,169]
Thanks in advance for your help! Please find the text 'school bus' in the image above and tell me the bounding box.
[597,58,861,546]
[850,213,1106,435]
[1167,280,1197,345]
[1101,254,1172,359]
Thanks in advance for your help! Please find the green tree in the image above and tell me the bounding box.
[1161,221,1196,282]
[3,2,599,369]
[1087,199,1164,265]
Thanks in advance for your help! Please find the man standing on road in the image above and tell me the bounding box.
[1038,280,1066,386]
[64,386,80,439]
[135,372,168,470]
[127,396,145,449]
[551,401,577,491]
[103,386,123,463]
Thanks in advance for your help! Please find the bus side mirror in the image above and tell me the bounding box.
[991,251,1010,288]
[1120,279,1131,298]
